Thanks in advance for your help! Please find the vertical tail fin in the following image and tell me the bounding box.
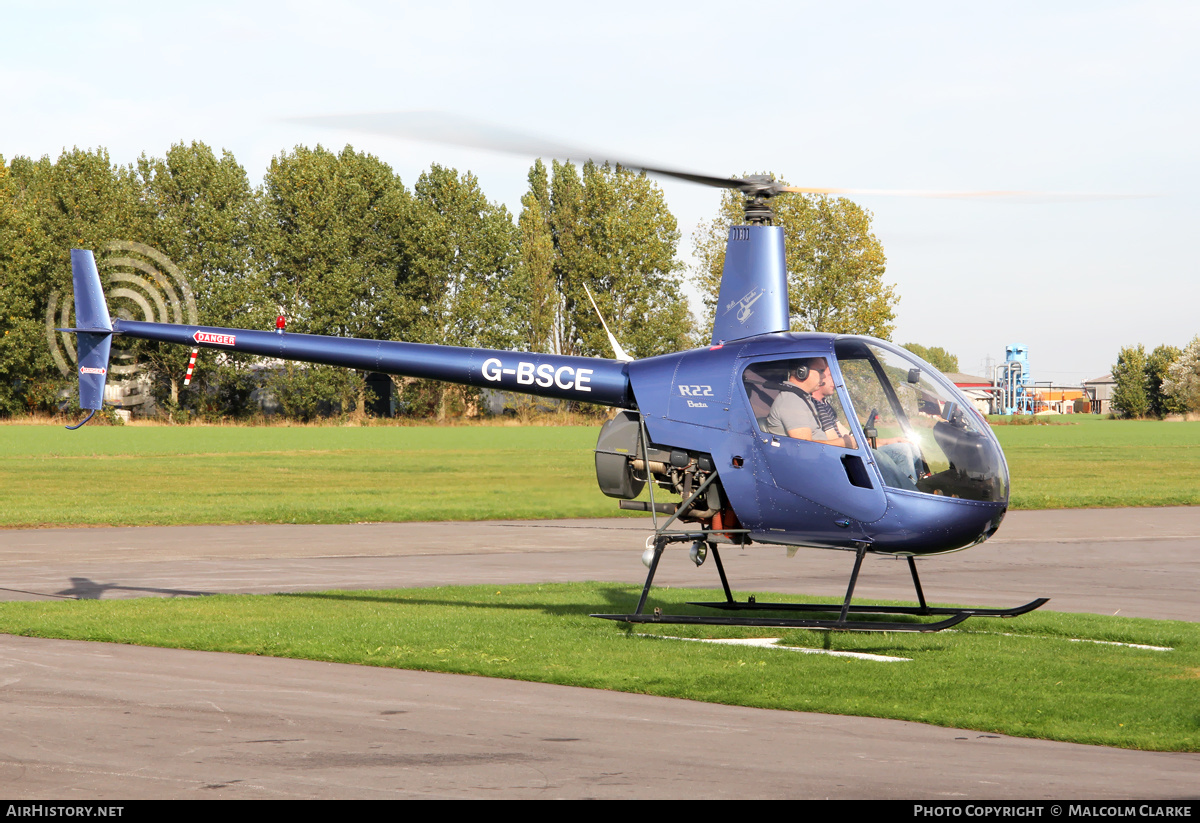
[710,225,790,345]
[66,250,113,414]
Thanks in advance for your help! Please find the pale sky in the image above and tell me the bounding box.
[3,0,1197,384]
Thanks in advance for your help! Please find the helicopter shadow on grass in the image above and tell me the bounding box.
[282,585,649,618]
[50,577,215,600]
[281,586,955,649]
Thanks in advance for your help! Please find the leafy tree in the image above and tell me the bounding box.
[546,159,586,357]
[515,160,556,353]
[0,156,54,414]
[1162,337,1200,414]
[575,161,691,358]
[136,142,266,411]
[398,164,519,349]
[1111,344,1149,419]
[902,343,959,374]
[9,149,152,281]
[139,142,264,327]
[260,145,408,338]
[3,149,151,414]
[396,163,521,418]
[259,145,411,416]
[532,160,692,360]
[1145,344,1183,418]
[693,183,897,339]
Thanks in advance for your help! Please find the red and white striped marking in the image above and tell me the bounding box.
[183,348,199,386]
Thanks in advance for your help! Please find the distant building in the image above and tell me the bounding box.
[1083,374,1116,415]
[945,373,994,414]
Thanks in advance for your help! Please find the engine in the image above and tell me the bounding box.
[594,410,730,526]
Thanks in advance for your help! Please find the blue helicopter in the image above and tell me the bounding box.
[62,167,1046,632]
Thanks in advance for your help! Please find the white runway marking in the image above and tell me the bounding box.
[949,631,1173,651]
[643,635,911,662]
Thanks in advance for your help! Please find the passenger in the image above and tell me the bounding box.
[764,358,854,449]
[811,360,922,489]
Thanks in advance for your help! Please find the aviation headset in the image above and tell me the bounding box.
[790,358,821,383]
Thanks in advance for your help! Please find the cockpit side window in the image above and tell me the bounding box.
[741,358,854,449]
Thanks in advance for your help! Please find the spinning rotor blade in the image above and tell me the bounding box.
[290,111,1148,202]
[777,185,1145,202]
[291,111,586,164]
[289,111,761,192]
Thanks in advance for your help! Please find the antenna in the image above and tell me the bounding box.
[582,284,633,362]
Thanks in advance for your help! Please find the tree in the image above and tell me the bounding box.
[137,142,266,412]
[515,160,556,354]
[3,149,151,414]
[902,343,959,374]
[396,163,521,418]
[139,142,263,327]
[398,164,519,349]
[528,160,692,360]
[258,144,410,417]
[1162,337,1200,414]
[1145,344,1183,418]
[0,156,52,414]
[693,183,897,339]
[260,145,408,339]
[1111,344,1149,419]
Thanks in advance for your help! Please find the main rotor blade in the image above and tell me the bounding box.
[289,111,1151,202]
[779,185,1149,202]
[288,110,747,190]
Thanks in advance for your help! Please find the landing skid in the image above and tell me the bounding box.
[593,611,972,633]
[592,531,1048,633]
[686,597,1049,618]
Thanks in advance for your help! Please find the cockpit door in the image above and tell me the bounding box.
[740,356,889,524]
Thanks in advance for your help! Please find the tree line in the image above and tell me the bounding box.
[0,144,898,421]
[1111,340,1200,419]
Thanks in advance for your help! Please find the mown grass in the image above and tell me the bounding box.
[0,582,1195,752]
[2,417,1199,526]
[0,424,629,527]
[998,416,1200,508]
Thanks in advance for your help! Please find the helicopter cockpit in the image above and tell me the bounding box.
[742,338,1009,505]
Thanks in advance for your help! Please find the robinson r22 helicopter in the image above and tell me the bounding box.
[61,127,1047,632]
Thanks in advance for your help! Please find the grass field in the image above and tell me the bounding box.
[0,424,630,527]
[2,417,1200,527]
[999,416,1200,508]
[0,582,1194,752]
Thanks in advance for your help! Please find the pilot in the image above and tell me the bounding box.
[765,358,853,449]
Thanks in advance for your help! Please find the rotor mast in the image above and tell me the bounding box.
[737,175,790,225]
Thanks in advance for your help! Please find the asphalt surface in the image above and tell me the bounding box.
[1,508,1198,799]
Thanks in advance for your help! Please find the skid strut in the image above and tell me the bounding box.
[593,534,1048,632]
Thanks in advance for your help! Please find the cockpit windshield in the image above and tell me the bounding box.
[834,340,1009,503]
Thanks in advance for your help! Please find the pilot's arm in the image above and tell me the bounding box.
[802,423,854,449]
[820,424,856,450]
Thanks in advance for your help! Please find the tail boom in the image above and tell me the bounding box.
[114,319,634,408]
[66,246,634,413]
